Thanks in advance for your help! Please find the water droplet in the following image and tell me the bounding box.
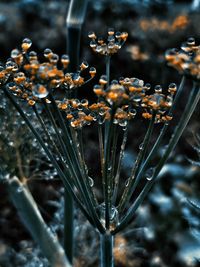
[17,186,23,193]
[8,141,14,147]
[61,54,69,64]
[32,84,49,98]
[129,108,137,117]
[122,125,127,131]
[88,177,94,187]
[96,46,102,53]
[154,85,162,93]
[108,42,115,49]
[97,203,119,230]
[125,179,130,187]
[145,167,155,181]
[21,38,32,51]
[90,40,97,48]
[44,48,53,58]
[98,116,105,125]
[50,53,59,64]
[99,108,106,116]
[108,165,112,171]
[11,49,20,58]
[119,120,127,127]
[139,142,144,150]
[88,31,96,39]
[133,95,142,103]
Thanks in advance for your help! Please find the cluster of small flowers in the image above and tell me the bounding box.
[57,76,176,129]
[165,37,200,80]
[2,38,96,106]
[93,76,175,124]
[57,98,96,128]
[88,28,128,56]
[141,83,176,123]
[1,32,177,129]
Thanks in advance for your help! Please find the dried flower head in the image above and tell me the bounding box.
[88,28,128,56]
[141,84,175,123]
[57,76,176,129]
[1,39,96,106]
[165,37,200,80]
[0,37,177,133]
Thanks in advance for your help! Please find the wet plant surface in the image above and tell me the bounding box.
[1,1,200,267]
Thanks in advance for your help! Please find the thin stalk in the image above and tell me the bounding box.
[6,177,71,267]
[48,94,105,233]
[133,76,186,188]
[106,56,111,89]
[48,93,83,171]
[100,232,114,267]
[104,55,111,150]
[42,100,68,159]
[109,124,118,200]
[112,124,128,205]
[103,113,115,230]
[66,0,88,72]
[103,57,112,227]
[77,129,86,168]
[64,187,74,264]
[70,127,98,206]
[41,101,88,199]
[41,101,87,190]
[32,105,63,160]
[113,82,200,234]
[98,124,105,195]
[118,114,155,213]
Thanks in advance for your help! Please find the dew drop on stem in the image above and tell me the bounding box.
[125,178,130,187]
[145,167,155,181]
[139,142,144,150]
[88,177,94,187]
[108,165,112,171]
[17,186,23,193]
[97,202,119,229]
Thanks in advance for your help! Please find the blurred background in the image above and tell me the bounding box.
[1,0,200,266]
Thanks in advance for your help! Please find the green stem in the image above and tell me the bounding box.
[100,232,114,267]
[67,26,81,72]
[103,112,115,230]
[106,56,111,89]
[6,177,71,267]
[112,124,128,205]
[67,0,88,75]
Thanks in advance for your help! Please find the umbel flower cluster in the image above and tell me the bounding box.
[165,37,200,80]
[88,28,128,56]
[0,36,175,129]
[6,30,200,237]
[1,38,96,106]
[2,28,200,267]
